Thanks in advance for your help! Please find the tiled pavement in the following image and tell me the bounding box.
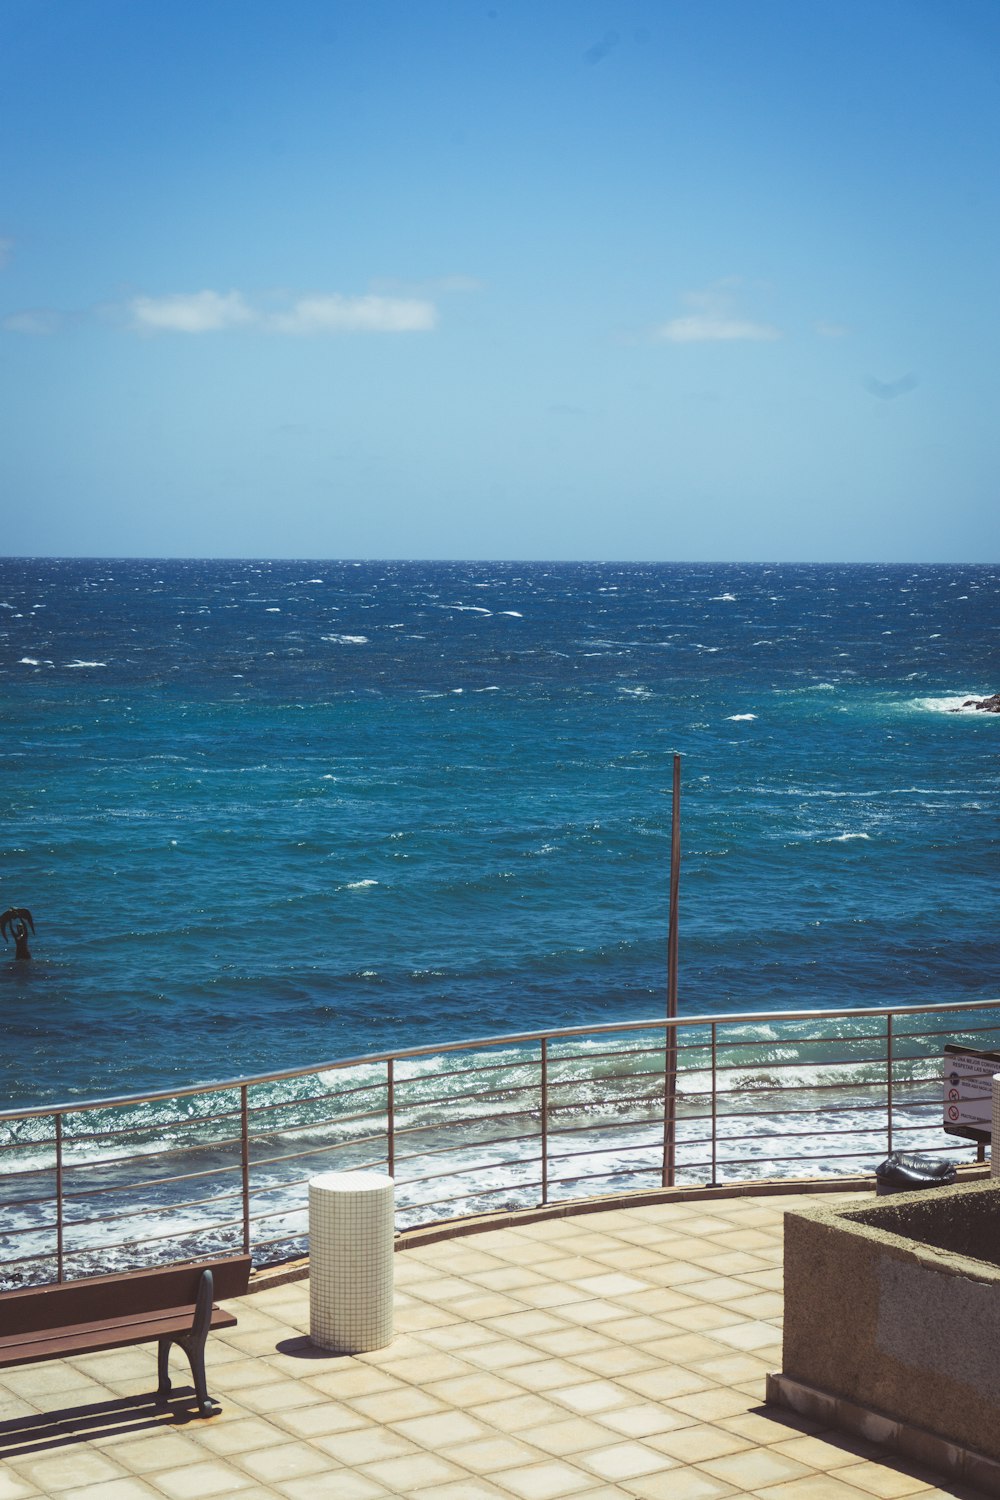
[0,1191,983,1500]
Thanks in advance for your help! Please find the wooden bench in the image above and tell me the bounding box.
[0,1255,251,1418]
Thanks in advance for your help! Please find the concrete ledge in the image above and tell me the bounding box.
[246,1163,990,1293]
[768,1371,1000,1498]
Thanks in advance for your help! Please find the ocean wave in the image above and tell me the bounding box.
[911,694,992,714]
[321,634,369,645]
[725,713,757,721]
[64,659,106,668]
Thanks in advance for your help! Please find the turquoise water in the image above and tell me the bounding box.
[1,559,998,1109]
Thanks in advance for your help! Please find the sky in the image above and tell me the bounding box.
[2,0,999,562]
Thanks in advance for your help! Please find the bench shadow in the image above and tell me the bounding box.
[0,1388,207,1458]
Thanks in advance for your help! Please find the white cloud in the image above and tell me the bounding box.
[267,294,436,334]
[129,290,254,333]
[653,284,781,344]
[122,288,437,336]
[3,308,63,335]
[816,321,849,338]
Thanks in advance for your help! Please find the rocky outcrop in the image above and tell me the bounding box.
[962,694,1000,712]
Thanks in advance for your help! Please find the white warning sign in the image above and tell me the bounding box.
[943,1044,1000,1142]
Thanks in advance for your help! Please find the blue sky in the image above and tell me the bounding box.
[2,0,998,560]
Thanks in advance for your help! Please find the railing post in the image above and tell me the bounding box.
[540,1039,549,1205]
[55,1112,64,1284]
[662,1021,677,1189]
[387,1058,395,1179]
[886,1013,894,1158]
[240,1085,251,1256]
[710,1023,717,1187]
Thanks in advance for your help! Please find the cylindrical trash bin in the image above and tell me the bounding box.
[991,1075,1000,1179]
[309,1170,394,1353]
[875,1150,957,1196]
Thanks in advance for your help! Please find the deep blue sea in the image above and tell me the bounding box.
[2,559,998,1112]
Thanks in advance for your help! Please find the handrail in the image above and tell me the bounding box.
[4,995,999,1121]
[1,996,996,1287]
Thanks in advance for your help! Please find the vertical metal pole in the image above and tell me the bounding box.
[541,1038,549,1205]
[387,1058,395,1178]
[710,1023,717,1187]
[55,1112,64,1284]
[662,753,682,1189]
[240,1086,251,1255]
[886,1013,894,1158]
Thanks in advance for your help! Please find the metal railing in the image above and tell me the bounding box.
[1,997,996,1288]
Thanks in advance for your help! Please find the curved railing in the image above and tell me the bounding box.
[1,996,996,1287]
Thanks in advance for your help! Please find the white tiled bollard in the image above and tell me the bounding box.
[992,1076,1000,1178]
[309,1170,394,1352]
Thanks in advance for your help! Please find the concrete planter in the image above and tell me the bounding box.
[771,1179,1000,1492]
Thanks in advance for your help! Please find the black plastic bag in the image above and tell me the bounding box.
[875,1150,958,1196]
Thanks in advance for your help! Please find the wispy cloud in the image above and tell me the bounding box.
[129,290,254,333]
[817,320,849,338]
[653,284,781,344]
[4,285,444,338]
[0,237,13,270]
[268,295,436,334]
[125,288,436,336]
[2,307,65,335]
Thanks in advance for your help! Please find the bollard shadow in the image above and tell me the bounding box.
[273,1334,348,1360]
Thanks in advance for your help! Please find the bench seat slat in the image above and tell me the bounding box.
[0,1305,238,1369]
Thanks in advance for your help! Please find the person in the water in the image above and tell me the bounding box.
[0,908,34,961]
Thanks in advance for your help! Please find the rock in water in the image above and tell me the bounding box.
[962,694,1000,712]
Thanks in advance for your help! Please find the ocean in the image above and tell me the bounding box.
[1,557,998,1116]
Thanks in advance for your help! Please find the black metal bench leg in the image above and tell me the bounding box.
[183,1336,219,1418]
[156,1336,172,1401]
[177,1268,221,1417]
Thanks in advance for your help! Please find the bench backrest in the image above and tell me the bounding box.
[0,1256,252,1336]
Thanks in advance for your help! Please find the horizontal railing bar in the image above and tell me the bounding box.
[34,1136,245,1180]
[247,1136,391,1172]
[247,1080,387,1115]
[56,1109,244,1145]
[4,995,999,1121]
[0,1247,61,1268]
[59,1212,248,1259]
[546,1071,664,1095]
[246,1108,387,1145]
[401,1176,547,1214]
[47,1158,246,1205]
[382,1082,543,1116]
[395,1146,546,1192]
[372,1106,540,1147]
[0,1219,60,1242]
[60,1184,246,1234]
[547,1137,668,1166]
[394,1056,542,1089]
[0,1139,58,1158]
